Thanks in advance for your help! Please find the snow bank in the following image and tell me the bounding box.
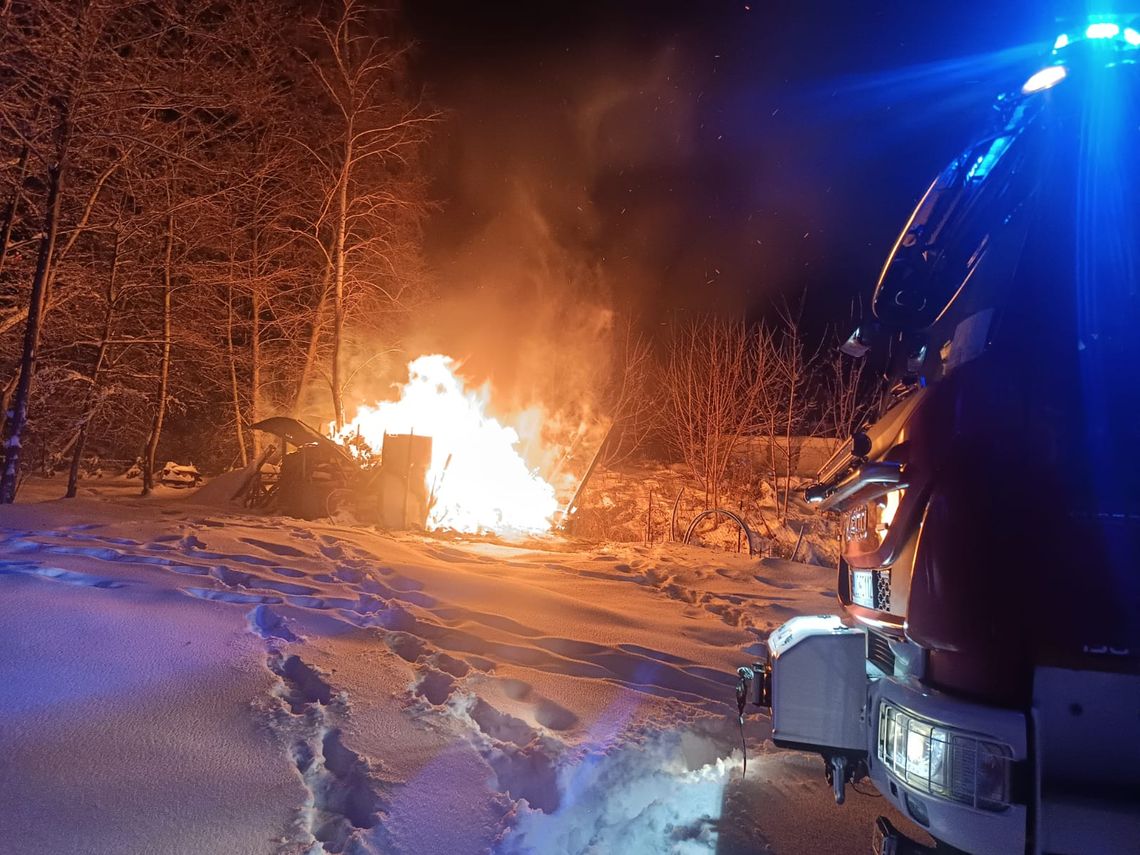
[191,467,251,508]
[0,489,912,853]
[501,723,740,854]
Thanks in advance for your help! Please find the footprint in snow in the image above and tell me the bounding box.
[208,564,316,595]
[263,653,386,851]
[89,535,141,546]
[0,563,126,589]
[469,697,534,746]
[240,537,306,558]
[413,667,455,705]
[268,652,334,712]
[271,566,307,578]
[427,651,469,678]
[385,631,428,663]
[247,604,301,642]
[752,574,799,591]
[466,655,496,673]
[360,576,436,608]
[499,678,532,701]
[534,698,578,731]
[180,534,207,551]
[183,587,281,606]
[319,543,346,561]
[334,564,362,583]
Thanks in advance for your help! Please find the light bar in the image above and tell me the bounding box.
[1126,27,1140,46]
[1021,65,1068,95]
[1086,22,1121,39]
[1053,33,1070,50]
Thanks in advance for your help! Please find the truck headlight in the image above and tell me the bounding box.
[878,701,1012,811]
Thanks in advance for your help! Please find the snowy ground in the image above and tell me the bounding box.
[0,480,918,854]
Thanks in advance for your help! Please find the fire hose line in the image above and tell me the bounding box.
[683,508,757,556]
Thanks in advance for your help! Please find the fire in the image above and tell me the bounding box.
[332,355,559,534]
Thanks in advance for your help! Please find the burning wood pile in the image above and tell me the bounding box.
[236,355,592,536]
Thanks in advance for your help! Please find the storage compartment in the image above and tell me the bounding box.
[767,615,869,753]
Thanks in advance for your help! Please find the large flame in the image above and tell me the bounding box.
[332,355,559,534]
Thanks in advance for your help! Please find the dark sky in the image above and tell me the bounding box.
[400,0,1071,383]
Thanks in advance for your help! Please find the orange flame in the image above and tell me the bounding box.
[332,355,558,534]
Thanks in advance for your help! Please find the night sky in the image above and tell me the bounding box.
[405,0,1069,345]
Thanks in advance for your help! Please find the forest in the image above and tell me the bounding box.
[0,0,870,518]
[0,0,437,501]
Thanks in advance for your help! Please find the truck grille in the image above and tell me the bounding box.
[867,629,896,674]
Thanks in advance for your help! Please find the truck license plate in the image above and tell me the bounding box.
[852,571,875,609]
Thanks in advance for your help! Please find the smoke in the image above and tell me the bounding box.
[406,40,699,430]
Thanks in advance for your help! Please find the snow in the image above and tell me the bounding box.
[0,481,918,854]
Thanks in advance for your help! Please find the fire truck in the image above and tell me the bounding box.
[740,18,1140,854]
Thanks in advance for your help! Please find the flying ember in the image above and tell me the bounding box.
[332,355,559,535]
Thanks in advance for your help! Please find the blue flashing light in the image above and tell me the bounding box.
[1022,65,1068,94]
[1054,33,1070,50]
[1125,27,1140,46]
[1086,22,1121,39]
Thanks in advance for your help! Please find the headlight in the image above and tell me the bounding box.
[878,701,1012,811]
[843,488,905,556]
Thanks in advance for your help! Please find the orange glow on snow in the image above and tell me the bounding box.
[332,355,558,534]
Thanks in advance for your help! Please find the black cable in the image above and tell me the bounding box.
[739,715,748,780]
[735,667,751,780]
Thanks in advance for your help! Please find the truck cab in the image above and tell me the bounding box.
[755,19,1140,854]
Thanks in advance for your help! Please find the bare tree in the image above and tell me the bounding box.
[0,0,438,493]
[64,222,120,497]
[0,101,67,501]
[292,0,437,428]
[599,317,656,467]
[775,302,810,521]
[661,317,771,509]
[817,345,872,448]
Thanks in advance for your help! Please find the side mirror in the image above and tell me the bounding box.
[839,324,876,358]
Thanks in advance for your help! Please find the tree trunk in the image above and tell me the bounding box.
[141,213,174,496]
[781,363,798,523]
[0,150,67,503]
[0,143,30,278]
[0,373,17,440]
[226,283,248,468]
[250,289,263,453]
[292,268,330,418]
[67,231,120,498]
[330,128,352,431]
